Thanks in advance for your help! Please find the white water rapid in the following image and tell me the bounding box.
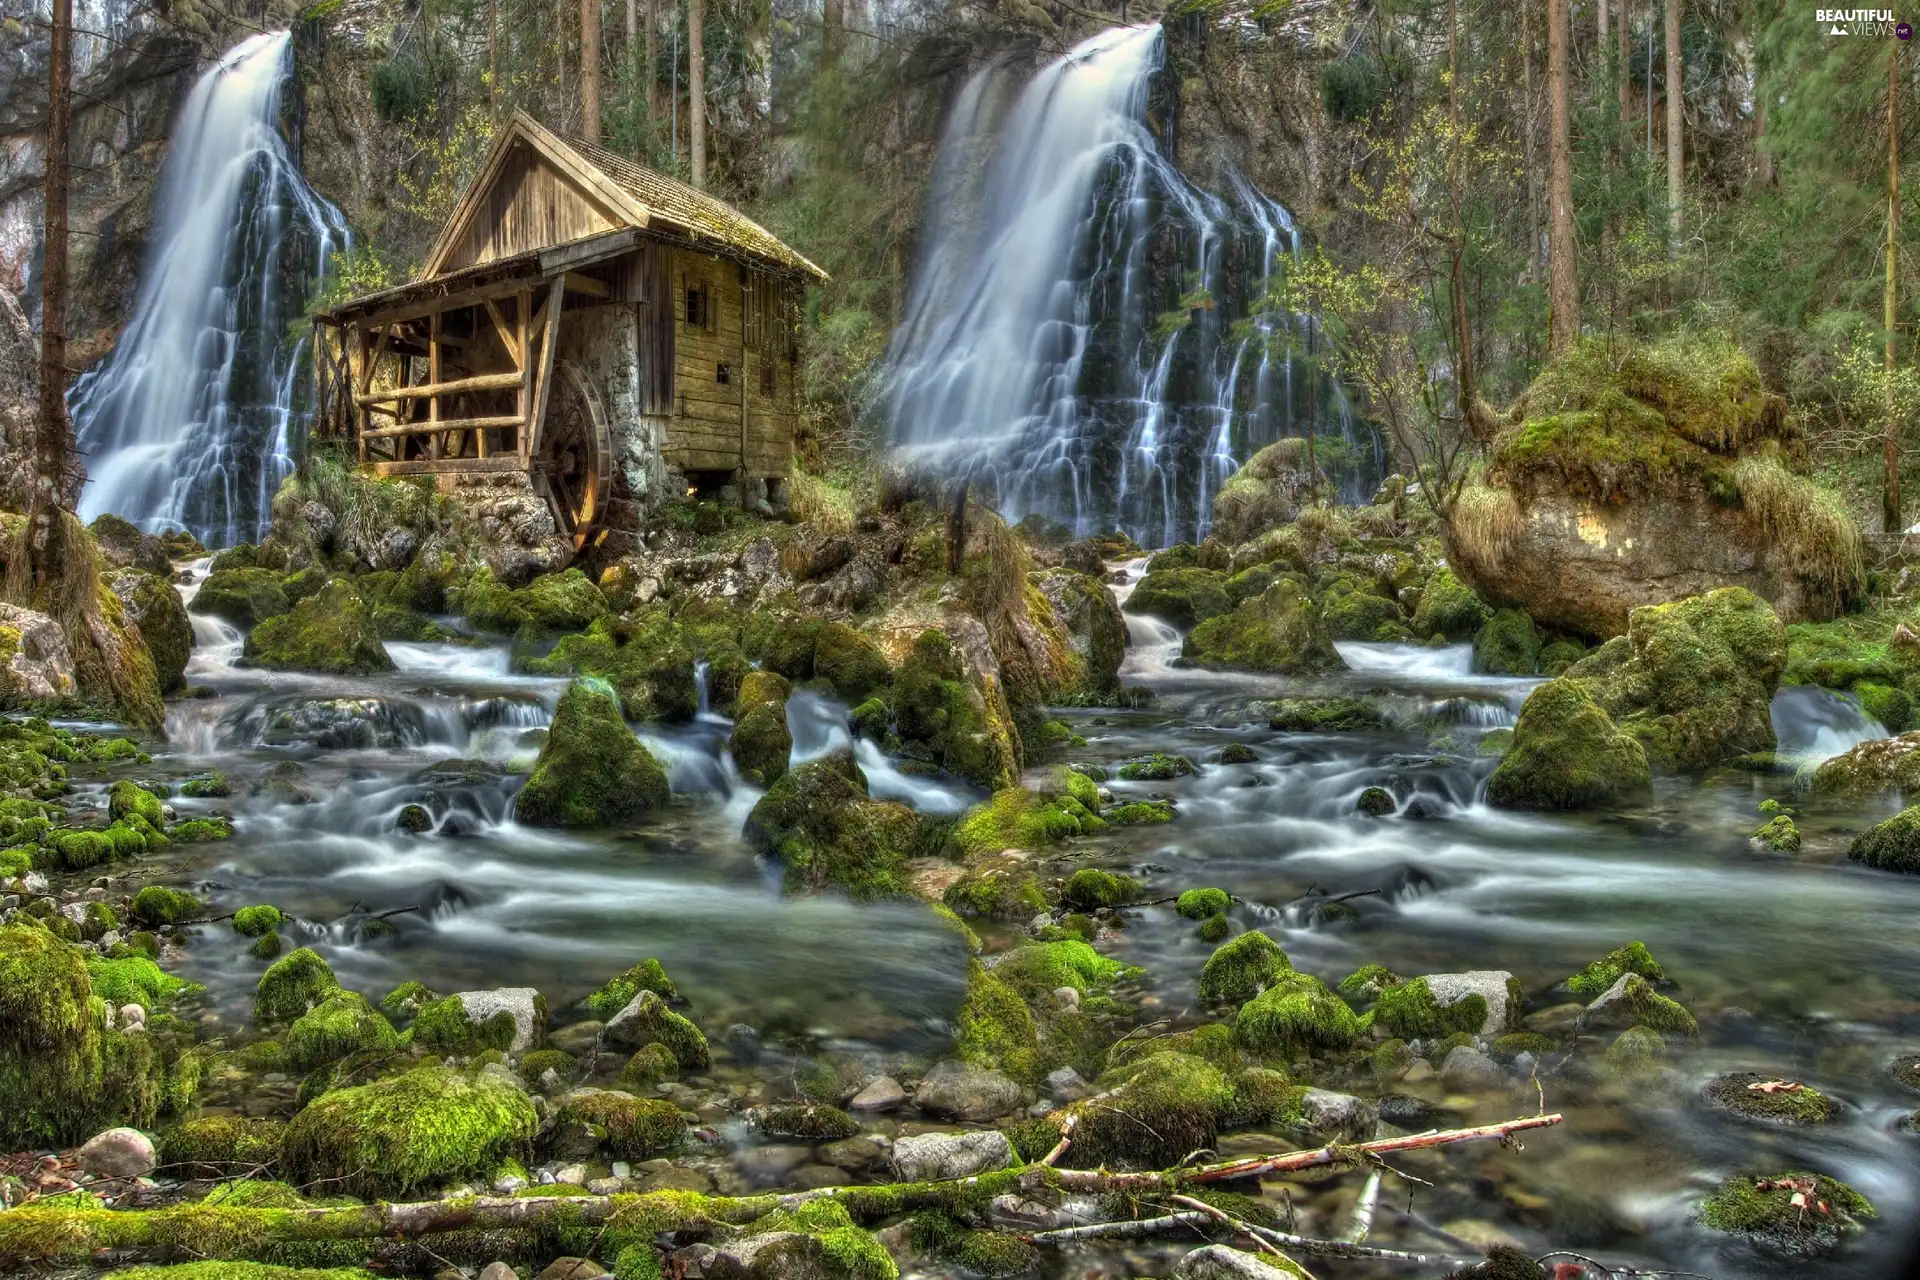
[72,31,346,547]
[884,24,1378,546]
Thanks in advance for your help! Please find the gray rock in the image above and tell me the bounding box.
[1175,1244,1301,1279]
[534,1259,610,1280]
[733,1145,812,1185]
[817,1135,890,1174]
[848,1075,905,1113]
[1052,985,1080,1009]
[1295,1088,1379,1142]
[448,987,547,1052]
[477,1264,517,1280]
[724,1023,761,1065]
[586,1177,625,1195]
[0,604,76,702]
[76,1127,155,1178]
[670,1233,840,1279]
[1439,1046,1506,1092]
[987,1193,1068,1230]
[913,1059,1022,1122]
[1043,1066,1090,1102]
[1580,972,1656,1031]
[1419,971,1517,1036]
[891,1129,1015,1182]
[1512,1050,1539,1077]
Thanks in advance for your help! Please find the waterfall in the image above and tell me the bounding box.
[883,24,1379,548]
[72,31,347,548]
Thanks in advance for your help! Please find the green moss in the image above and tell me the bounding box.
[1110,798,1177,825]
[1185,580,1344,673]
[1176,887,1231,919]
[87,954,198,1009]
[892,630,1017,790]
[1198,931,1291,1007]
[1267,697,1382,732]
[990,940,1135,1000]
[243,581,393,676]
[729,670,793,787]
[1369,1039,1414,1083]
[131,885,203,927]
[1197,913,1230,942]
[376,981,432,1020]
[749,1102,859,1142]
[411,996,521,1056]
[1473,609,1540,675]
[1485,677,1652,810]
[515,681,670,828]
[1697,1171,1873,1250]
[109,780,166,826]
[1704,1072,1839,1125]
[1063,1051,1233,1169]
[813,622,893,701]
[619,1042,677,1088]
[250,934,283,962]
[1234,973,1367,1060]
[280,1065,538,1199]
[1115,753,1194,781]
[1355,786,1396,817]
[0,923,103,1148]
[234,906,284,938]
[942,855,1048,921]
[743,749,923,900]
[1594,973,1699,1035]
[1853,681,1912,732]
[453,567,607,634]
[286,992,400,1073]
[952,1229,1037,1277]
[1602,1026,1665,1079]
[1565,941,1665,999]
[1848,804,1920,873]
[1321,582,1409,642]
[170,817,234,843]
[949,787,1089,858]
[954,958,1040,1085]
[1492,1032,1557,1058]
[156,1116,287,1173]
[585,959,680,1020]
[1371,978,1486,1040]
[1411,568,1492,642]
[1126,568,1231,629]
[194,569,290,628]
[604,990,709,1070]
[102,1266,377,1280]
[254,949,341,1026]
[1059,867,1141,910]
[529,610,697,722]
[554,1088,688,1158]
[46,828,117,870]
[743,1198,896,1280]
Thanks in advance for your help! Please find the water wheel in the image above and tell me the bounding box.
[539,359,615,549]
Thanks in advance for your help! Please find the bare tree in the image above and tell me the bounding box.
[1886,37,1903,532]
[646,0,659,132]
[1547,0,1578,354]
[32,0,76,585]
[689,0,706,187]
[581,0,602,141]
[1665,0,1682,248]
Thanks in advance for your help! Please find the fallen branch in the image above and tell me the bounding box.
[1244,1222,1475,1268]
[1170,1194,1316,1278]
[1040,1114,1076,1167]
[1027,1211,1213,1243]
[1344,1170,1381,1243]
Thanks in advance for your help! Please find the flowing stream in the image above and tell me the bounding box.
[72,31,347,547]
[109,557,1920,1277]
[884,25,1379,546]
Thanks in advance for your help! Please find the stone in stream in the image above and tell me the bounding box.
[534,1259,610,1280]
[437,988,547,1053]
[1580,973,1698,1036]
[1421,971,1521,1036]
[477,1264,516,1280]
[913,1059,1023,1122]
[1293,1088,1378,1142]
[1439,1045,1506,1092]
[1043,1065,1090,1102]
[77,1127,156,1178]
[723,1023,762,1064]
[671,1234,849,1280]
[891,1129,1015,1181]
[1175,1245,1301,1279]
[848,1075,905,1112]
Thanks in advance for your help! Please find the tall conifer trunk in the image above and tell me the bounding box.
[1547,0,1578,353]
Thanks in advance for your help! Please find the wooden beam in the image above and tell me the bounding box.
[525,277,565,465]
[355,372,526,406]
[362,416,525,440]
[514,287,531,462]
[428,310,442,461]
[368,456,528,478]
[538,228,643,274]
[563,271,611,298]
[358,324,393,395]
[486,298,521,368]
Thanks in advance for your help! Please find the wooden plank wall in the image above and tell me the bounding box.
[443,146,621,273]
[661,246,795,478]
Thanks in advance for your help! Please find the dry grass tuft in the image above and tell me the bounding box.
[787,470,857,536]
[1731,456,1866,615]
[1448,478,1525,571]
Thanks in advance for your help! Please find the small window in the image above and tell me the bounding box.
[716,363,732,385]
[759,357,776,397]
[685,284,708,327]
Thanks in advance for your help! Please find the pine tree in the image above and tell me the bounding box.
[1548,0,1578,352]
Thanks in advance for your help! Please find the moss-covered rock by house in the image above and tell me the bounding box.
[530,609,698,722]
[280,1064,537,1199]
[1126,568,1232,629]
[1473,609,1540,675]
[584,958,680,1020]
[254,948,342,1026]
[1697,1171,1874,1255]
[1565,587,1786,771]
[1485,678,1651,810]
[515,681,669,828]
[729,670,793,787]
[243,580,392,676]
[744,748,923,899]
[286,991,401,1072]
[193,569,289,628]
[552,1087,688,1159]
[1184,581,1343,673]
[453,567,607,634]
[1564,941,1665,1000]
[892,629,1018,789]
[1847,804,1920,873]
[954,957,1041,1084]
[1234,972,1367,1060]
[942,854,1048,920]
[107,568,192,692]
[813,622,893,701]
[1198,931,1291,1007]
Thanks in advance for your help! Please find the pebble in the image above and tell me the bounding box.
[534,1259,611,1280]
[723,1023,761,1065]
[1401,1060,1436,1084]
[77,1127,156,1179]
[1052,985,1080,1008]
[1175,1245,1300,1278]
[586,1177,624,1195]
[1044,1066,1091,1102]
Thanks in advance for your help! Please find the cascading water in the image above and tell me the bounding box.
[884,24,1380,547]
[72,31,347,547]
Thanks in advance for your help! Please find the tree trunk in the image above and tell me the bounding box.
[689,0,706,188]
[488,0,499,118]
[645,0,659,132]
[1522,0,1542,283]
[1755,90,1773,187]
[1887,42,1903,534]
[823,0,843,69]
[1617,0,1630,117]
[33,0,74,586]
[581,0,602,141]
[557,0,571,130]
[1665,0,1682,249]
[1547,0,1578,354]
[1447,0,1480,433]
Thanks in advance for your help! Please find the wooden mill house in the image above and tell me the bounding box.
[311,112,826,547]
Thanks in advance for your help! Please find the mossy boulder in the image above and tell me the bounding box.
[515,681,670,828]
[1811,731,1920,795]
[942,854,1048,921]
[1473,609,1540,675]
[1703,1072,1840,1125]
[1176,887,1231,919]
[1184,581,1343,673]
[893,629,1018,789]
[106,568,192,692]
[244,580,393,675]
[286,991,401,1072]
[1581,972,1699,1036]
[1060,1051,1233,1169]
[1267,697,1382,732]
[990,939,1134,1000]
[1847,804,1920,873]
[1235,972,1367,1060]
[1697,1171,1873,1256]
[156,1115,286,1172]
[454,567,607,634]
[729,670,792,787]
[1033,567,1127,695]
[1751,813,1801,853]
[130,885,201,927]
[1485,678,1651,810]
[551,1087,688,1159]
[954,958,1041,1084]
[1060,867,1142,910]
[193,568,288,627]
[1126,568,1232,629]
[601,989,710,1070]
[1565,587,1786,771]
[530,609,698,722]
[1564,941,1664,1000]
[254,948,342,1026]
[1370,976,1500,1040]
[1212,438,1314,544]
[280,1064,537,1199]
[744,748,923,899]
[812,622,892,701]
[90,513,171,574]
[1411,568,1492,641]
[1321,579,1410,642]
[584,958,679,1020]
[0,924,104,1147]
[1198,931,1291,1007]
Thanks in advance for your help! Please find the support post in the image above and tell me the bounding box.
[429,309,443,460]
